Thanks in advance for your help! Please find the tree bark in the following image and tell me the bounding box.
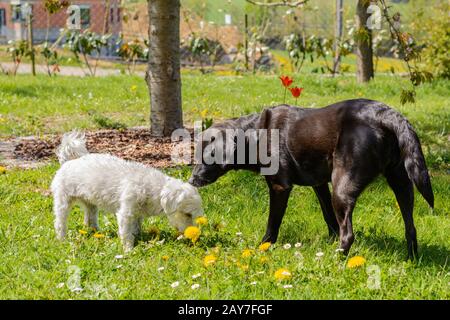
[355,0,374,83]
[147,0,183,137]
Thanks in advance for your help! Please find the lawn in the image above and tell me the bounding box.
[0,73,449,299]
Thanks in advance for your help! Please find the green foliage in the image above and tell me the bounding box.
[116,38,148,75]
[284,34,335,74]
[40,42,60,77]
[419,3,450,79]
[6,40,31,76]
[65,31,110,59]
[44,0,69,14]
[89,112,127,131]
[64,31,111,76]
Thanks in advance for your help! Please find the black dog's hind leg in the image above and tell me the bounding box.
[261,182,292,244]
[313,184,339,238]
[385,166,418,259]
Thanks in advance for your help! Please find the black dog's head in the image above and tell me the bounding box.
[188,126,231,187]
[189,113,263,187]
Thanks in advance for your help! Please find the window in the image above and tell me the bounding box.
[0,9,6,26]
[110,7,114,23]
[11,3,32,22]
[80,6,90,28]
[11,4,22,22]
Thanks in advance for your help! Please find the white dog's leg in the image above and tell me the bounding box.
[81,202,99,230]
[54,193,71,240]
[116,205,136,252]
[132,216,143,238]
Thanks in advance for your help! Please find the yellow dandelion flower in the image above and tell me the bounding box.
[259,256,269,264]
[203,254,217,267]
[274,268,292,281]
[242,249,254,258]
[93,232,105,238]
[78,229,87,235]
[195,216,208,226]
[240,264,249,271]
[258,242,271,252]
[130,85,137,92]
[162,255,170,261]
[347,256,366,269]
[200,109,209,119]
[184,226,201,243]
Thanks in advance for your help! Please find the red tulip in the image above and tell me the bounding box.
[289,86,303,98]
[279,75,293,88]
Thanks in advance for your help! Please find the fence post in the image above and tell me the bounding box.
[332,0,343,76]
[244,13,249,71]
[26,9,36,76]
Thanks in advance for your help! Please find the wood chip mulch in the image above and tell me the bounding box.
[12,128,194,168]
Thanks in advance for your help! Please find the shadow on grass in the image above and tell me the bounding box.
[358,232,450,267]
[279,221,449,267]
[4,86,38,98]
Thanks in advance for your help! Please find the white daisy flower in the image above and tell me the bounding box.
[294,251,303,257]
[191,284,200,290]
[56,282,65,289]
[176,235,184,240]
[283,243,292,250]
[335,248,344,253]
[316,251,324,257]
[115,255,124,259]
[250,281,257,285]
[236,232,243,236]
[192,273,201,279]
[157,267,165,272]
[283,285,293,289]
[171,281,180,288]
[295,242,302,248]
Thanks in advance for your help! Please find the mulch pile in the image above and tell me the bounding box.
[13,128,193,168]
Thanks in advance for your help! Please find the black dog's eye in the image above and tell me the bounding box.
[211,149,215,157]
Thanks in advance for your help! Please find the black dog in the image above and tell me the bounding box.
[189,99,434,258]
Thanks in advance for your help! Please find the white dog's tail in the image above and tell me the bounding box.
[56,131,89,164]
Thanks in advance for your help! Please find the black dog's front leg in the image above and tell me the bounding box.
[261,183,292,244]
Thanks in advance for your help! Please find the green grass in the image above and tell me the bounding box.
[0,73,449,299]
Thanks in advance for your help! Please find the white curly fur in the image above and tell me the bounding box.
[51,131,204,252]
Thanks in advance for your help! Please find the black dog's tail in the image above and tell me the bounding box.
[362,101,434,208]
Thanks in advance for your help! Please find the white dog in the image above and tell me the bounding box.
[51,131,204,251]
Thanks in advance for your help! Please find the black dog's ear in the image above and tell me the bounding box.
[257,108,272,130]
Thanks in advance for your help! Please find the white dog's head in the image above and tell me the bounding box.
[160,179,204,232]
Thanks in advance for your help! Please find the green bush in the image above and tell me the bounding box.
[420,3,450,79]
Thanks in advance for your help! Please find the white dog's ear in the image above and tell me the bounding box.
[160,184,185,214]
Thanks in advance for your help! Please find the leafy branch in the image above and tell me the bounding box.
[378,0,433,104]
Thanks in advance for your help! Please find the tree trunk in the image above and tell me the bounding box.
[147,0,183,137]
[355,0,374,83]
